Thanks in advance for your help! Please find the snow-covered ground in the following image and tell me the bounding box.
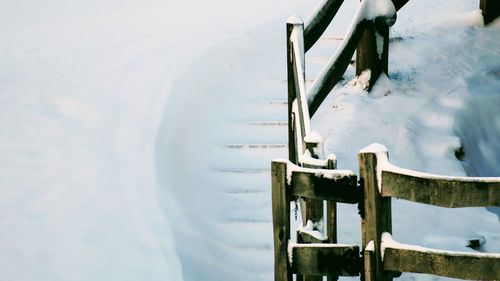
[1,0,499,281]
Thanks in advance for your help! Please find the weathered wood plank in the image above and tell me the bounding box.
[384,246,500,280]
[272,161,292,281]
[381,170,500,208]
[364,245,376,281]
[291,244,360,276]
[481,0,500,25]
[326,157,339,281]
[290,170,359,203]
[359,147,393,281]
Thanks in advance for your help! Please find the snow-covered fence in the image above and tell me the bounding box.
[271,160,360,281]
[284,1,399,281]
[288,0,397,118]
[359,143,500,281]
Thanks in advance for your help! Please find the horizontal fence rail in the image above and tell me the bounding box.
[304,0,344,52]
[291,243,360,276]
[381,167,500,208]
[272,160,360,281]
[359,143,500,281]
[382,233,500,280]
[307,0,396,116]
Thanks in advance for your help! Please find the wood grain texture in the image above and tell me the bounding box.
[381,170,500,208]
[272,161,292,281]
[384,246,500,280]
[290,170,359,203]
[359,150,393,281]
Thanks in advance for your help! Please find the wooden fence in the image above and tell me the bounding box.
[273,144,500,281]
[360,144,500,281]
[274,0,500,280]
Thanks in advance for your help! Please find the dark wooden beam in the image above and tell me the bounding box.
[290,169,359,203]
[304,0,344,52]
[481,0,500,25]
[355,21,389,91]
[272,161,293,281]
[291,244,360,276]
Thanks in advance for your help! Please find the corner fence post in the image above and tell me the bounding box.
[272,161,292,281]
[480,0,500,25]
[359,148,392,281]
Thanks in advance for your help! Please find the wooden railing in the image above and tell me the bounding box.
[359,143,500,281]
[275,0,500,281]
[271,160,360,281]
[273,143,500,281]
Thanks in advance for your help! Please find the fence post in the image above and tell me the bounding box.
[300,140,325,281]
[287,20,299,164]
[326,156,339,281]
[272,161,292,281]
[359,147,392,281]
[356,22,389,90]
[480,0,500,25]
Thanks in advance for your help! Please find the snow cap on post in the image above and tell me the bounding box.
[363,0,397,26]
[287,15,304,25]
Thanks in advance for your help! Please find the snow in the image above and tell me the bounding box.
[297,220,327,241]
[362,0,396,23]
[381,232,500,259]
[304,130,323,144]
[365,240,375,252]
[1,0,500,281]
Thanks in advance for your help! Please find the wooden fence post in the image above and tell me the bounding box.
[480,0,500,25]
[356,22,389,91]
[326,156,339,281]
[272,161,292,281]
[287,20,298,164]
[359,147,392,281]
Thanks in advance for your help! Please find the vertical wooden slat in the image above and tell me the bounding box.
[287,21,298,165]
[480,0,500,25]
[359,149,392,281]
[272,161,292,281]
[326,156,339,281]
[364,247,376,281]
[301,145,323,281]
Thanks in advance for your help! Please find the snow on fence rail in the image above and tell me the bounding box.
[359,143,500,281]
[271,160,360,281]
[276,1,500,281]
[284,1,398,281]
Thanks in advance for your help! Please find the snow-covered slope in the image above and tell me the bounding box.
[0,0,311,280]
[1,0,499,281]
